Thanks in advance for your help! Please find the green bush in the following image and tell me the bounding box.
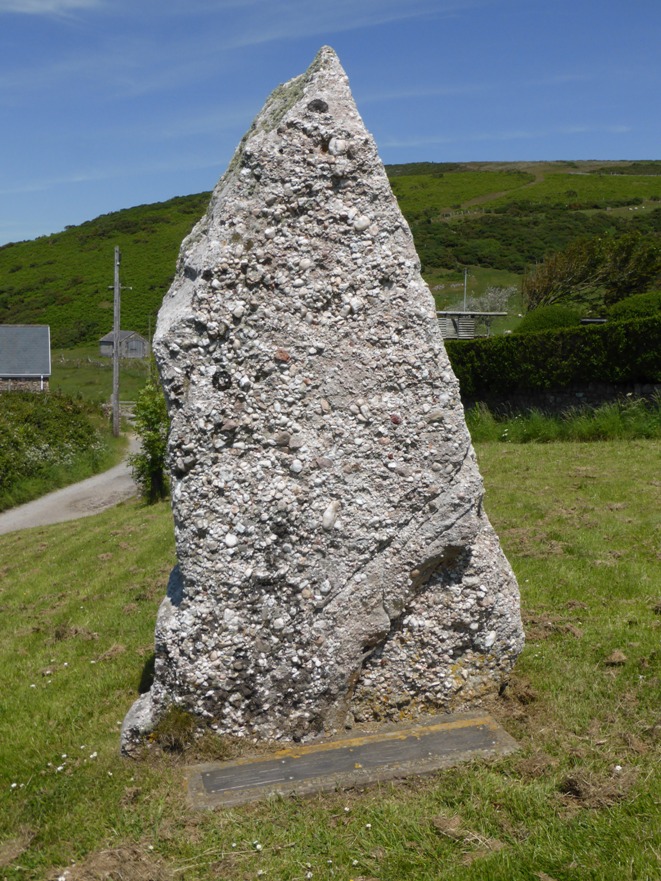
[515,304,582,334]
[446,315,661,396]
[0,392,108,509]
[129,379,169,503]
[607,290,661,322]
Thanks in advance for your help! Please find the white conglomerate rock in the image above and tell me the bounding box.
[121,46,524,754]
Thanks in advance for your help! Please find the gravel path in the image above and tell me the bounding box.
[0,435,141,536]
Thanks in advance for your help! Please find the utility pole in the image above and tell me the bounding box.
[112,246,121,437]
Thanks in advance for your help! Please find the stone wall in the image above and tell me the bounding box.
[0,378,50,393]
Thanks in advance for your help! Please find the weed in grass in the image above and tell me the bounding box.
[149,706,199,754]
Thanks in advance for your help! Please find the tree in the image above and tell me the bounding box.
[597,232,661,305]
[129,379,169,503]
[522,238,600,311]
[523,231,660,311]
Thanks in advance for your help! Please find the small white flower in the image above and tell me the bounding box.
[10,782,17,789]
[365,823,372,829]
[352,859,359,866]
[253,842,262,851]
[30,684,36,688]
[56,765,64,772]
[89,752,97,759]
[344,806,350,813]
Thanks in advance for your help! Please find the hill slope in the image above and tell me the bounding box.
[0,193,209,347]
[1,161,659,344]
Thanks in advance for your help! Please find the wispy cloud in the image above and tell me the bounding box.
[156,107,255,140]
[382,123,632,149]
[360,82,495,104]
[359,70,597,109]
[0,154,223,197]
[216,0,485,49]
[0,0,489,103]
[0,0,101,14]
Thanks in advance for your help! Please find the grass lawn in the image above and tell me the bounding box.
[0,441,659,880]
[50,346,151,403]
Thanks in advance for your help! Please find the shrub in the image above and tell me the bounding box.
[607,290,661,322]
[515,304,582,334]
[129,379,169,503]
[522,231,661,310]
[0,392,106,509]
[446,315,661,396]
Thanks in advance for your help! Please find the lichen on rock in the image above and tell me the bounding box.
[121,46,524,755]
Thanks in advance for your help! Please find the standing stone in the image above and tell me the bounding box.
[121,47,523,754]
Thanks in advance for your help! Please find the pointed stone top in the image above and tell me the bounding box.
[242,45,357,142]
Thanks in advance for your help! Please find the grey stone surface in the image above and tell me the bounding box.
[121,46,523,754]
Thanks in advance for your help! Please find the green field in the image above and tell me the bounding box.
[390,170,534,216]
[0,440,659,880]
[488,172,661,210]
[50,345,150,403]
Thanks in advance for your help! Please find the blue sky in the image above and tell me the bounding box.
[0,0,658,245]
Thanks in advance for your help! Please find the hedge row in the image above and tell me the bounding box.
[445,315,661,397]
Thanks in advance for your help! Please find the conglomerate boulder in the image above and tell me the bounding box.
[121,46,524,754]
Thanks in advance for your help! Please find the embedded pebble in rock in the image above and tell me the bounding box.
[120,46,524,754]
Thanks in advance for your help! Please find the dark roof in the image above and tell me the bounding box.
[0,325,51,377]
[99,330,147,343]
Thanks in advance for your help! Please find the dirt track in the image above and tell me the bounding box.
[0,435,141,536]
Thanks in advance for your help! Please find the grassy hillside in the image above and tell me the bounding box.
[399,162,661,309]
[0,161,659,343]
[0,193,209,347]
[0,440,659,879]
